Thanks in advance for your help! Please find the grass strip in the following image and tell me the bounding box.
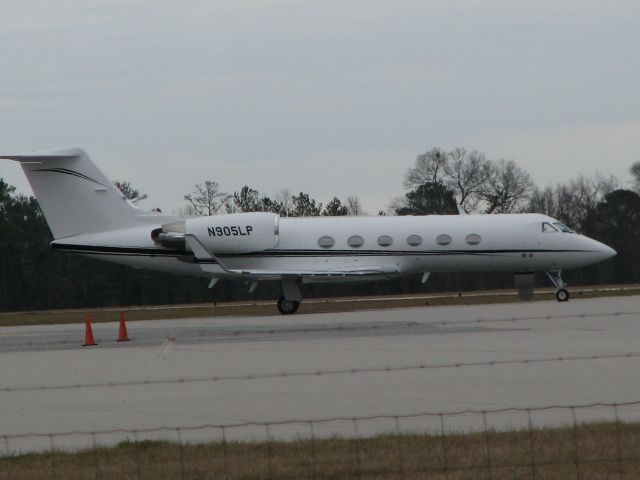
[2,421,640,479]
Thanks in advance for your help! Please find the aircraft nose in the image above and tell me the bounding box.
[592,239,617,261]
[601,243,617,259]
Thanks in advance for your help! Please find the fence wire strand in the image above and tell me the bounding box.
[2,351,639,394]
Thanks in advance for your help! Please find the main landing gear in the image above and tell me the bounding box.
[277,279,303,315]
[277,297,301,315]
[546,270,570,302]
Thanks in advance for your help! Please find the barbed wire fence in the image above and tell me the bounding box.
[2,400,640,479]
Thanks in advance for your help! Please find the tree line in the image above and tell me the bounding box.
[181,182,364,217]
[1,149,639,312]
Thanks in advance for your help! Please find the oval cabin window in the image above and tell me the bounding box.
[377,235,393,247]
[347,235,364,248]
[436,234,452,246]
[466,234,482,245]
[317,236,335,248]
[406,235,422,247]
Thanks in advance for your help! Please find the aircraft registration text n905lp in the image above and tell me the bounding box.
[0,148,616,315]
[207,226,254,237]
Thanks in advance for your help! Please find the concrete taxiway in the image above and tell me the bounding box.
[1,295,640,451]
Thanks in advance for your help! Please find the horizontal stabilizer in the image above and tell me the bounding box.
[0,148,83,162]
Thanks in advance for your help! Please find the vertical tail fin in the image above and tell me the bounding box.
[1,147,145,238]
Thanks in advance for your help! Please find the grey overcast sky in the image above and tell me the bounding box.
[1,0,639,214]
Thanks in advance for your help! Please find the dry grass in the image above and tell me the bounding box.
[3,422,640,479]
[1,285,639,327]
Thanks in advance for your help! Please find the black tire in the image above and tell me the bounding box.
[277,296,300,315]
[556,289,570,302]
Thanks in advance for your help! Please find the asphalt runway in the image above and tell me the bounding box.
[2,295,640,452]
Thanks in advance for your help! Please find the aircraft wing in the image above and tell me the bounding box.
[185,234,398,280]
[224,266,399,279]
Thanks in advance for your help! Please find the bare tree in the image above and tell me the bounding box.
[527,184,578,224]
[479,159,533,213]
[630,161,640,192]
[403,148,448,190]
[527,185,559,218]
[175,205,198,216]
[442,149,491,213]
[274,188,293,217]
[562,173,618,228]
[346,195,364,215]
[525,173,619,230]
[184,180,229,216]
[404,147,533,214]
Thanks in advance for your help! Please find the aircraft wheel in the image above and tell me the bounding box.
[277,297,300,315]
[556,288,570,302]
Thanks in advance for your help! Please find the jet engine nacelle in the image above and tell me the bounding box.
[185,212,279,254]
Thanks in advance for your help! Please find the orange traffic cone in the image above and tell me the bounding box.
[83,313,97,346]
[117,311,129,342]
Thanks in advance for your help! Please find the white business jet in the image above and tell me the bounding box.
[2,148,616,314]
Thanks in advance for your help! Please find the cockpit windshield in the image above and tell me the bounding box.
[542,221,575,233]
[553,222,574,233]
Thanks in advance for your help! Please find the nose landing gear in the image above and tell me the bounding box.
[555,288,570,302]
[546,270,570,302]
